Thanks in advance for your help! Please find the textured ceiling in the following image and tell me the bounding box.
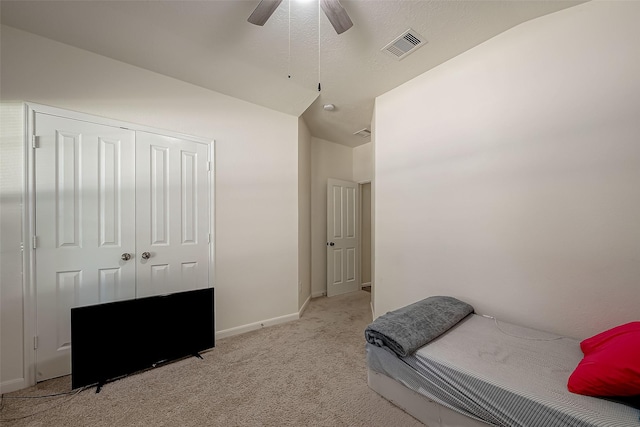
[1,0,584,147]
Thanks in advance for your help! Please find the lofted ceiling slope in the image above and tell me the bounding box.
[1,0,584,147]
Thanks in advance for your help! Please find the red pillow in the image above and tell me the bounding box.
[567,322,640,397]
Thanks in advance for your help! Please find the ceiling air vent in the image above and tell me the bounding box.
[353,128,371,138]
[381,28,427,60]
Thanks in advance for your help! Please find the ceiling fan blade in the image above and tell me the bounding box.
[248,0,283,26]
[320,0,353,34]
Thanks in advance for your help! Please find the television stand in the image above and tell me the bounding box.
[193,352,203,360]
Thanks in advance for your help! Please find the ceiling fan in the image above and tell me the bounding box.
[248,0,353,34]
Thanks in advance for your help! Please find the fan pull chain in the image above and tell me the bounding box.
[318,0,321,92]
[288,0,291,79]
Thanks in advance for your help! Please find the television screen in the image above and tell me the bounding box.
[71,288,214,390]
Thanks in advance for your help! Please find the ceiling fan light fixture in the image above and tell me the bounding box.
[247,0,283,26]
[320,0,353,34]
[248,0,352,34]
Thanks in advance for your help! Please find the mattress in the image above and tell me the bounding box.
[367,314,640,427]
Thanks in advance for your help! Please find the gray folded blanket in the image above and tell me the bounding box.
[365,296,474,357]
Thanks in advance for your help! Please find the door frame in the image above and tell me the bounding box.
[22,102,215,387]
[358,181,372,290]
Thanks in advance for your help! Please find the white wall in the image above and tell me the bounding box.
[309,139,373,297]
[0,103,26,393]
[298,118,312,309]
[353,142,373,183]
[310,137,353,297]
[0,25,300,391]
[374,1,640,339]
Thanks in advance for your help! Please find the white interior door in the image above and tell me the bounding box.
[34,113,136,382]
[135,131,210,297]
[326,178,359,297]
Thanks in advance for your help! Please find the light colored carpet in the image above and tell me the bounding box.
[1,291,424,426]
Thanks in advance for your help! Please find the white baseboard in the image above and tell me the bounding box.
[215,312,299,340]
[216,294,313,340]
[1,377,27,394]
[299,295,311,317]
[311,291,326,298]
[361,282,372,288]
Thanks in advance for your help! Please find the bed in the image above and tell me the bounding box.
[365,297,640,427]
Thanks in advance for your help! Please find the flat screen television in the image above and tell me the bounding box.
[71,287,214,390]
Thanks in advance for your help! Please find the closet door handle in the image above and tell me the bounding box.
[121,253,132,261]
[141,251,151,260]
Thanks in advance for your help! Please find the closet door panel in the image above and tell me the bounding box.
[135,132,210,297]
[34,113,136,382]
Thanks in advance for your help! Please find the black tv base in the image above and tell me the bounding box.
[93,351,207,394]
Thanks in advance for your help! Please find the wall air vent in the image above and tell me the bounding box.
[381,28,427,60]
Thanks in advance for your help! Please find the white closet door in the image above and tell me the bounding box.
[34,113,136,381]
[135,131,210,297]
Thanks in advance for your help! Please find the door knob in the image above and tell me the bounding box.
[121,253,132,261]
[327,242,335,246]
[141,251,151,260]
